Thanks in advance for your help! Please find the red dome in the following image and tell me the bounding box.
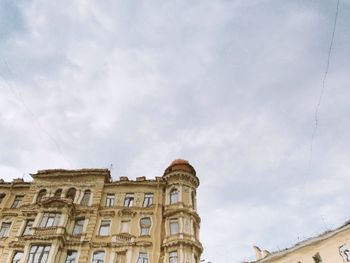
[163,159,196,176]
[170,159,189,166]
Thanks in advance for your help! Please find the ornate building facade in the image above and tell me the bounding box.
[0,159,202,263]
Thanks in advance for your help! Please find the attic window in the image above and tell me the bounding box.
[313,252,322,263]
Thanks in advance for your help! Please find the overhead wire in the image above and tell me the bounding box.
[309,0,340,166]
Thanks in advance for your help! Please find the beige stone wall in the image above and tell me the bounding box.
[0,160,202,263]
[251,223,350,263]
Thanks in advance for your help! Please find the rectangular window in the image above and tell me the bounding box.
[65,250,77,263]
[143,193,153,207]
[137,252,148,263]
[99,220,110,236]
[22,219,34,236]
[0,222,11,237]
[124,193,134,207]
[72,218,85,235]
[28,245,51,263]
[40,213,61,228]
[120,220,130,233]
[170,219,179,235]
[140,217,151,236]
[11,195,23,208]
[169,251,178,263]
[106,193,115,207]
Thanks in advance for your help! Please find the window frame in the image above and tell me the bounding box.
[98,219,111,236]
[170,189,178,204]
[11,195,24,208]
[22,219,35,236]
[65,250,78,263]
[54,189,62,198]
[12,251,24,263]
[81,190,91,206]
[124,193,134,208]
[169,251,178,263]
[91,251,105,263]
[66,188,76,201]
[40,213,61,228]
[143,193,153,207]
[0,221,11,237]
[28,245,51,263]
[140,217,151,236]
[105,193,115,207]
[36,189,47,203]
[137,252,148,263]
[169,219,179,235]
[72,218,85,235]
[0,192,6,204]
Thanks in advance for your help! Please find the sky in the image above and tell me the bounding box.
[0,0,350,262]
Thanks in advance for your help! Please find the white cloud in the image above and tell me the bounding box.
[0,0,349,262]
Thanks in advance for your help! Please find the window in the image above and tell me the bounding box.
[339,244,350,262]
[99,220,110,236]
[140,217,151,236]
[28,245,50,263]
[137,252,148,263]
[73,218,84,235]
[170,219,179,235]
[40,213,61,227]
[36,189,47,203]
[65,250,78,263]
[124,193,134,207]
[169,251,178,263]
[81,190,91,206]
[12,251,23,263]
[11,195,23,208]
[66,188,76,201]
[0,222,11,237]
[54,189,62,198]
[170,189,178,204]
[191,191,195,208]
[313,252,322,263]
[143,193,153,207]
[120,220,130,233]
[106,193,115,207]
[92,251,105,263]
[0,193,5,204]
[22,219,34,236]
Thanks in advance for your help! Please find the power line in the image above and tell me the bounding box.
[309,0,340,165]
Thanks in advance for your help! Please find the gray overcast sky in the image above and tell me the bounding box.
[1,0,350,262]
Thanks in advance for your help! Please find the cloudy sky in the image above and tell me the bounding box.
[1,0,350,262]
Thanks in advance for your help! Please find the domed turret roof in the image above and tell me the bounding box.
[163,158,196,176]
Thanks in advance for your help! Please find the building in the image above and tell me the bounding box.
[249,221,350,263]
[0,159,202,263]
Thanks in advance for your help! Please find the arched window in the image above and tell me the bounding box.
[81,190,91,206]
[92,251,105,263]
[12,251,23,263]
[170,189,178,204]
[54,189,62,198]
[66,188,76,201]
[140,217,151,236]
[36,189,47,203]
